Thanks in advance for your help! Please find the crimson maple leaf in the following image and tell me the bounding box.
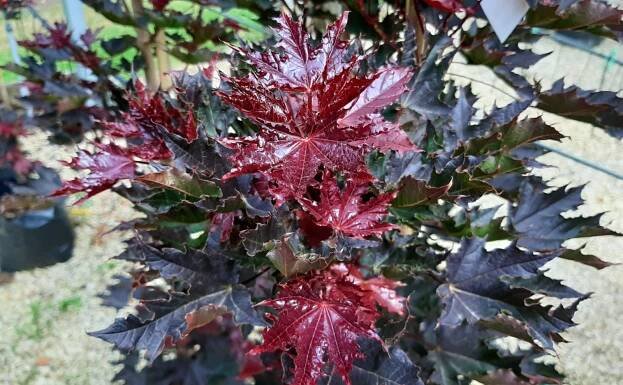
[422,0,475,14]
[52,143,136,203]
[0,121,25,137]
[20,22,71,50]
[295,209,334,247]
[252,265,384,385]
[19,23,101,70]
[128,80,198,143]
[53,80,203,202]
[99,79,199,160]
[102,119,171,161]
[331,263,406,316]
[218,11,415,202]
[299,171,396,239]
[150,0,170,11]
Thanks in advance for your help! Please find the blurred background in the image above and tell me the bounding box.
[0,1,622,384]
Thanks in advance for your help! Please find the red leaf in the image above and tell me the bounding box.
[48,23,72,48]
[129,80,198,143]
[53,79,204,202]
[102,120,171,160]
[218,12,415,200]
[210,212,236,243]
[252,266,383,385]
[150,0,170,11]
[52,143,136,203]
[299,171,396,239]
[20,22,72,50]
[1,148,33,176]
[0,121,25,137]
[422,0,475,14]
[201,57,219,79]
[332,263,406,316]
[182,110,199,142]
[338,67,413,127]
[237,350,266,380]
[100,79,199,160]
[296,210,333,247]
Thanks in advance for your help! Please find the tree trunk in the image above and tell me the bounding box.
[155,28,172,90]
[131,0,159,91]
[0,70,10,106]
[405,0,427,65]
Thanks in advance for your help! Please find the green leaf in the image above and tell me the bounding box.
[392,177,453,220]
[267,235,327,277]
[137,169,222,200]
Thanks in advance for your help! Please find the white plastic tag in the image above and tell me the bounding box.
[480,0,530,43]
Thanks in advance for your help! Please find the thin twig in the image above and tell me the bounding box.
[536,143,623,181]
[241,266,272,285]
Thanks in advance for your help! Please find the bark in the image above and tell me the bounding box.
[0,70,10,106]
[406,0,427,65]
[155,28,172,90]
[132,0,159,91]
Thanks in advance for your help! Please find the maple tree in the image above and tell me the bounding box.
[9,1,623,385]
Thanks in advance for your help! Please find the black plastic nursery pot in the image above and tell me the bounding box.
[0,167,75,273]
[0,205,75,272]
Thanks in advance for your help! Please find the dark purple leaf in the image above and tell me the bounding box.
[511,177,615,250]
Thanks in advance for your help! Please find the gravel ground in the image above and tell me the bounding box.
[1,30,622,385]
[0,134,137,385]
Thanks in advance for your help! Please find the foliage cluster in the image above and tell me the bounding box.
[5,1,623,385]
